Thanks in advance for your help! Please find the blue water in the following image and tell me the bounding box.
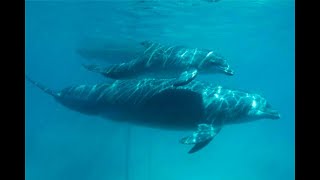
[25,0,295,180]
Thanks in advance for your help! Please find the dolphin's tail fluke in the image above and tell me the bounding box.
[25,75,58,97]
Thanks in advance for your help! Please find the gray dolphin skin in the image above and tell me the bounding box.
[82,40,234,86]
[26,76,279,153]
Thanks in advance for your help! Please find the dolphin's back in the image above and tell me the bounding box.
[140,42,210,68]
[56,84,112,115]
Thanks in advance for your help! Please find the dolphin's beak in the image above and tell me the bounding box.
[216,65,234,76]
[262,108,280,120]
[224,68,234,76]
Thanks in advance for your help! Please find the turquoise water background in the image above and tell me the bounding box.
[25,0,295,180]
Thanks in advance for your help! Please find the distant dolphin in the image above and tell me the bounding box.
[83,40,234,86]
[26,76,279,153]
[76,36,145,64]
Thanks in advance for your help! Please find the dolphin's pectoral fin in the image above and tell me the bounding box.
[180,124,221,154]
[187,138,213,154]
[173,68,198,87]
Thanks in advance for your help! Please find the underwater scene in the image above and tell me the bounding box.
[25,0,294,180]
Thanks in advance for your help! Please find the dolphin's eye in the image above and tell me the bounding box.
[265,102,272,108]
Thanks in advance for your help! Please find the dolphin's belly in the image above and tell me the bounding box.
[98,103,202,130]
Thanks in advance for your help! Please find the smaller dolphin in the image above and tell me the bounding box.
[83,40,234,86]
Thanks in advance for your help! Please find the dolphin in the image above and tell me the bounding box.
[76,36,145,64]
[83,40,234,86]
[26,76,279,153]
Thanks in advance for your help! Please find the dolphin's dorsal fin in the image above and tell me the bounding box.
[173,68,198,87]
[140,40,156,48]
[180,124,221,154]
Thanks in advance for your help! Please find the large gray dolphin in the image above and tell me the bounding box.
[26,76,279,153]
[83,40,234,86]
